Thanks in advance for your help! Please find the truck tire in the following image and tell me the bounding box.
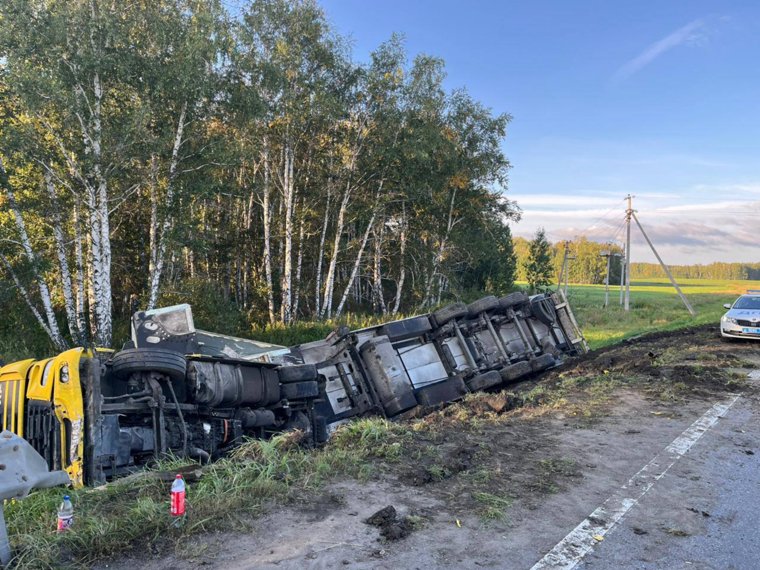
[281,380,319,400]
[500,361,531,383]
[530,353,556,372]
[465,370,502,392]
[111,348,187,381]
[277,363,318,384]
[530,297,557,326]
[379,316,432,342]
[415,376,468,407]
[467,295,500,316]
[498,292,528,311]
[430,302,469,328]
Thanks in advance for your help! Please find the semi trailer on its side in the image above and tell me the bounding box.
[0,292,586,487]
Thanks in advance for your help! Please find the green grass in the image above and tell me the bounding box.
[472,491,513,521]
[563,277,760,349]
[6,420,412,568]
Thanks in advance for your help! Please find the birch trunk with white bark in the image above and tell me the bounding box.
[72,202,88,339]
[44,170,83,344]
[314,185,331,318]
[0,158,67,350]
[280,141,295,324]
[321,178,352,319]
[148,101,187,310]
[335,182,384,318]
[292,203,306,320]
[422,188,458,309]
[335,208,377,318]
[391,203,407,315]
[372,215,387,315]
[261,138,276,324]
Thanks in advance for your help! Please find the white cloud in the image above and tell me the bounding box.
[511,184,760,264]
[613,19,707,82]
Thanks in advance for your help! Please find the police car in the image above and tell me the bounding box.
[721,290,760,340]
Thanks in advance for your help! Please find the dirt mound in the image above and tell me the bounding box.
[364,505,414,541]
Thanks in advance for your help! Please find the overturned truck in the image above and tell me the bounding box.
[0,292,586,487]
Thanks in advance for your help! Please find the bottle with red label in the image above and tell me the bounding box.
[57,495,74,532]
[170,474,186,521]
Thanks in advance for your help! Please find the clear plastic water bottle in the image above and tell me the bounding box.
[57,495,74,532]
[170,474,186,518]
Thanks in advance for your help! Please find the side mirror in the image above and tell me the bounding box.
[723,303,732,309]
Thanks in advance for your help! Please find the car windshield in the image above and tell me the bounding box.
[733,296,760,310]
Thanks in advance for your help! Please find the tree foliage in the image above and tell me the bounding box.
[524,228,552,292]
[0,0,518,352]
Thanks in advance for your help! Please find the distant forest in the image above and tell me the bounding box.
[513,237,760,284]
[629,262,760,281]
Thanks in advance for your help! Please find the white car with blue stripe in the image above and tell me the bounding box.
[721,291,760,340]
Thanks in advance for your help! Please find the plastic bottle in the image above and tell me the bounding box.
[57,495,74,532]
[170,474,186,518]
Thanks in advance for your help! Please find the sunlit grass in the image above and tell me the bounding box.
[564,278,760,349]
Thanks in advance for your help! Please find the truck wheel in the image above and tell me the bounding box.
[111,348,187,381]
[530,297,557,325]
[379,316,432,342]
[430,302,469,328]
[498,292,529,311]
[465,370,502,392]
[467,296,500,317]
[500,361,531,383]
[415,376,468,407]
[277,364,318,384]
[530,353,556,372]
[281,380,319,400]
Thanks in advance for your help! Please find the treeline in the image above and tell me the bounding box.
[514,236,624,286]
[630,262,760,281]
[0,0,518,352]
[514,234,760,286]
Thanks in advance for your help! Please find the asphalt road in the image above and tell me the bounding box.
[579,394,760,570]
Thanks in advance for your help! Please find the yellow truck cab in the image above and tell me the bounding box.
[0,349,87,487]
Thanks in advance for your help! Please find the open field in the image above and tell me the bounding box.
[565,277,760,349]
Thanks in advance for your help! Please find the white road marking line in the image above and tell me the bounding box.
[530,394,741,570]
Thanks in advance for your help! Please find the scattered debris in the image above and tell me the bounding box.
[364,506,414,541]
[663,527,691,537]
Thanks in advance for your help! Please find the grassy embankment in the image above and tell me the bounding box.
[4,277,757,567]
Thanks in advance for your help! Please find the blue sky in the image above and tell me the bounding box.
[319,0,760,264]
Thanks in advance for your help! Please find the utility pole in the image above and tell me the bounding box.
[632,212,696,316]
[624,194,633,311]
[619,245,625,306]
[557,242,568,294]
[601,250,611,308]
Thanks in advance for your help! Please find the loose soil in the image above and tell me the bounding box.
[98,325,760,570]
